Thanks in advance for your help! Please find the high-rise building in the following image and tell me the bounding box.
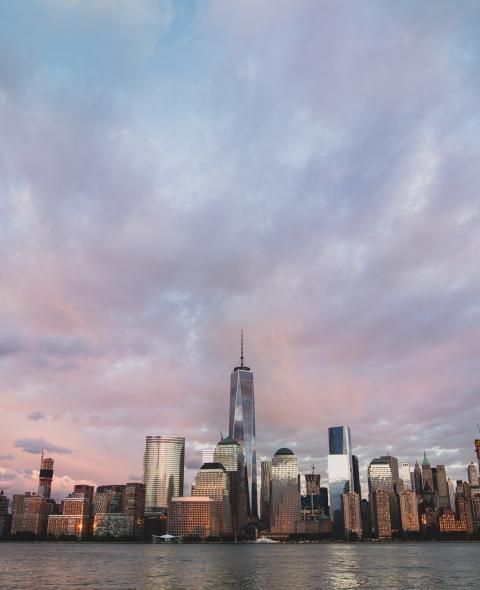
[421,451,434,493]
[270,448,300,535]
[47,492,89,538]
[475,437,480,474]
[399,461,412,491]
[398,490,419,533]
[368,455,401,534]
[467,462,478,487]
[0,491,11,539]
[371,489,392,540]
[448,479,456,511]
[143,436,185,516]
[202,448,216,464]
[299,468,330,535]
[470,486,480,532]
[38,452,54,499]
[352,455,361,497]
[435,465,450,509]
[343,492,362,539]
[360,499,371,537]
[456,482,475,534]
[327,426,353,537]
[94,485,125,514]
[413,461,422,495]
[260,460,272,528]
[11,493,55,537]
[93,482,145,539]
[192,463,233,537]
[214,436,249,533]
[228,334,257,516]
[168,497,216,538]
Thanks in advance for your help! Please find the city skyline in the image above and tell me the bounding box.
[1,1,480,501]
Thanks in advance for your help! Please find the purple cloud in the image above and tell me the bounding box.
[14,438,73,455]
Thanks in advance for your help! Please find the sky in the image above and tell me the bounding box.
[1,0,480,500]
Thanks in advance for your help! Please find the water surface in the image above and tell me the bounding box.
[0,542,477,589]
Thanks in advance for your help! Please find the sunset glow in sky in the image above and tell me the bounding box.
[1,0,480,498]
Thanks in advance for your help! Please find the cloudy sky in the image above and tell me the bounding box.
[1,0,480,500]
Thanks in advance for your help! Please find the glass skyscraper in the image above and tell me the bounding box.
[327,426,354,537]
[270,448,301,534]
[228,335,257,516]
[143,435,185,516]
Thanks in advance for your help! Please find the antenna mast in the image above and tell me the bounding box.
[240,330,244,368]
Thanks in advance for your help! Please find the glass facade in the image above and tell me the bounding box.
[214,437,249,533]
[327,426,354,537]
[328,426,352,455]
[192,463,233,537]
[143,436,185,516]
[229,366,257,516]
[270,449,300,534]
[367,455,401,534]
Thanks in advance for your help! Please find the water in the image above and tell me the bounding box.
[0,542,478,589]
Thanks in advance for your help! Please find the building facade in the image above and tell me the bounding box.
[143,436,185,516]
[228,337,257,517]
[270,448,300,535]
[328,426,354,537]
[343,492,362,539]
[398,490,420,533]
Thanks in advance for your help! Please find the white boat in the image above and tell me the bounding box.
[256,536,280,543]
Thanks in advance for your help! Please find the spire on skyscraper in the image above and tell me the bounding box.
[240,329,244,368]
[422,451,430,466]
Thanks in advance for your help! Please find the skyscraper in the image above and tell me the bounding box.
[368,455,401,534]
[343,492,362,539]
[192,463,233,537]
[421,451,434,493]
[352,455,362,497]
[143,436,185,516]
[260,460,272,528]
[398,490,420,533]
[228,333,257,516]
[38,452,54,499]
[214,436,249,532]
[475,436,480,474]
[467,462,478,487]
[399,461,413,491]
[327,426,353,537]
[270,448,301,534]
[436,465,450,509]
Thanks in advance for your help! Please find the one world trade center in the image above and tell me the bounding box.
[228,332,257,517]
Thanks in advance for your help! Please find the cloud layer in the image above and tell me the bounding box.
[1,0,480,498]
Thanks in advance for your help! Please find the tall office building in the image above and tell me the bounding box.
[368,455,401,534]
[475,437,480,473]
[260,460,272,528]
[143,436,185,516]
[398,490,420,533]
[228,333,257,516]
[202,448,216,464]
[413,461,422,494]
[371,489,392,540]
[352,455,361,497]
[448,479,456,511]
[270,448,301,534]
[343,492,362,539]
[399,461,413,491]
[328,426,353,537]
[0,491,11,538]
[421,452,434,493]
[214,436,249,532]
[192,463,233,537]
[47,492,89,538]
[436,465,450,509]
[38,452,54,499]
[467,462,478,487]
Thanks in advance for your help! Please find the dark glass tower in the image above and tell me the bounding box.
[229,333,257,517]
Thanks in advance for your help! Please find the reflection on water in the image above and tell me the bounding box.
[0,543,478,590]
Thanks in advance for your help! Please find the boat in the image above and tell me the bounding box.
[256,536,280,543]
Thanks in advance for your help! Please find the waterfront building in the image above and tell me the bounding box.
[399,461,413,491]
[11,493,55,537]
[94,485,125,514]
[47,492,89,538]
[368,455,401,534]
[467,462,478,487]
[143,436,185,516]
[192,463,233,537]
[439,507,466,533]
[371,489,392,540]
[228,334,257,516]
[360,499,371,537]
[398,490,420,533]
[343,492,362,539]
[92,483,145,539]
[270,448,300,535]
[38,453,54,499]
[168,497,216,538]
[327,426,353,537]
[260,460,272,528]
[0,491,11,538]
[456,482,475,534]
[470,485,480,532]
[214,436,249,532]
